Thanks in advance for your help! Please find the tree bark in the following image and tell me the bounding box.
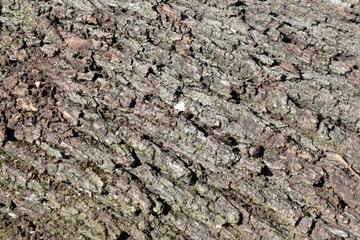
[0,0,360,239]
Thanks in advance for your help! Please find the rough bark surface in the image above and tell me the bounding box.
[0,0,360,239]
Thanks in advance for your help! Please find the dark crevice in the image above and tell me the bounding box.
[250,145,265,158]
[338,198,348,211]
[128,172,140,181]
[281,35,292,43]
[150,164,161,174]
[92,72,103,81]
[180,13,188,20]
[271,59,280,67]
[287,95,302,108]
[117,232,130,240]
[101,188,109,196]
[130,149,142,167]
[129,99,136,108]
[294,217,302,227]
[191,121,210,137]
[283,21,292,27]
[114,163,122,169]
[222,223,231,228]
[229,89,241,104]
[134,209,142,216]
[260,165,273,177]
[158,198,172,215]
[219,135,238,146]
[141,134,151,140]
[228,0,247,7]
[5,127,17,141]
[232,147,240,154]
[237,214,244,225]
[269,12,278,17]
[188,171,198,185]
[251,56,261,65]
[280,74,287,81]
[307,218,318,235]
[143,94,153,102]
[315,115,323,131]
[313,176,325,188]
[174,88,183,99]
[184,112,194,120]
[162,202,171,215]
[145,67,156,77]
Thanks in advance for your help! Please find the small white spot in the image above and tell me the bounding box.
[8,212,17,219]
[27,194,37,201]
[330,0,351,8]
[35,81,40,88]
[220,80,230,86]
[174,101,185,111]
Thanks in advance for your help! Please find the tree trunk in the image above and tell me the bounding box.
[0,0,359,239]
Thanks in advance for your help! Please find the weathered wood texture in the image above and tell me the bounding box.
[0,0,360,239]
